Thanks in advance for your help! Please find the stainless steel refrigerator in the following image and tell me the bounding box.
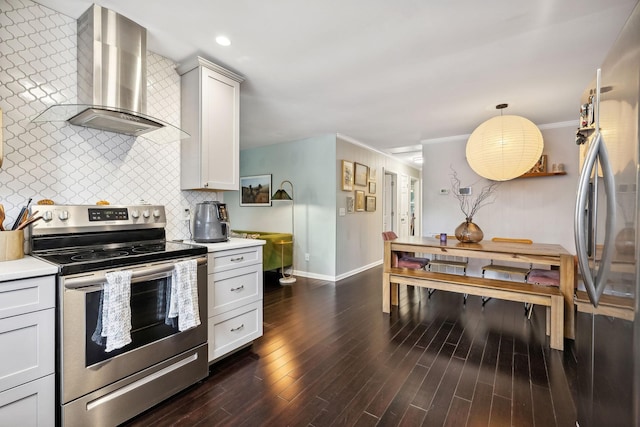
[574,2,640,426]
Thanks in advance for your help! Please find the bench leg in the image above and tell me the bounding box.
[391,282,399,307]
[549,296,564,351]
[545,307,551,336]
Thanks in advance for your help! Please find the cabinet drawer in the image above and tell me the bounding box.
[0,309,55,392]
[0,276,55,320]
[0,374,54,427]
[209,264,263,317]
[208,301,263,362]
[208,246,262,273]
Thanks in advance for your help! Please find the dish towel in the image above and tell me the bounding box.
[168,259,200,331]
[98,270,133,352]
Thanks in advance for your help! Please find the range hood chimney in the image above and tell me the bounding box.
[31,4,188,143]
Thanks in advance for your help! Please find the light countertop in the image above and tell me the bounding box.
[0,255,58,282]
[186,237,266,252]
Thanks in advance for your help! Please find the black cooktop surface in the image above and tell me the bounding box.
[32,240,207,276]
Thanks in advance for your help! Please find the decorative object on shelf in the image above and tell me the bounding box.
[354,162,368,187]
[355,190,365,211]
[271,180,296,284]
[341,160,354,191]
[346,196,354,213]
[525,154,547,174]
[366,196,376,212]
[450,168,499,243]
[466,103,544,181]
[369,181,376,194]
[240,174,272,206]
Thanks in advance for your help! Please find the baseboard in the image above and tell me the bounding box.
[288,259,382,282]
[334,260,383,282]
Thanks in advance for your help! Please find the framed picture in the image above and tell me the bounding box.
[369,167,376,181]
[369,182,376,194]
[355,190,365,211]
[354,162,368,187]
[346,196,354,213]
[366,196,376,212]
[240,174,272,206]
[526,154,547,174]
[342,160,354,191]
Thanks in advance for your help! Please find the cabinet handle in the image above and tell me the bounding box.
[230,256,244,262]
[230,324,245,332]
[230,285,244,292]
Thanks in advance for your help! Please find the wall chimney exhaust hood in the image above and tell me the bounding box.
[31,4,188,143]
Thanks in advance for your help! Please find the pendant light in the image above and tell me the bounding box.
[466,104,544,181]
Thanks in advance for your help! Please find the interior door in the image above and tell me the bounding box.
[383,173,395,232]
[399,174,409,237]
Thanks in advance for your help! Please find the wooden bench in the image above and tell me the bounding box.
[385,268,565,350]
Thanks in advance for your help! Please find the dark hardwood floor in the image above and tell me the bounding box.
[124,265,577,427]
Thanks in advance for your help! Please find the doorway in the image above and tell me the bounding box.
[383,172,396,232]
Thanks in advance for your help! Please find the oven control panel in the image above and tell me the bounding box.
[31,205,167,235]
[89,207,129,221]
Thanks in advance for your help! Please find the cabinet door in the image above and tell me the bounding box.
[0,309,55,392]
[208,301,263,362]
[201,68,240,190]
[208,264,263,317]
[0,374,54,427]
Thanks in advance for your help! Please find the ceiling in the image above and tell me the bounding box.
[34,0,639,166]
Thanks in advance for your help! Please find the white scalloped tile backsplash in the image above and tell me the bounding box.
[0,0,218,241]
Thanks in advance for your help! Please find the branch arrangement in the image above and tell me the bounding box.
[450,167,499,220]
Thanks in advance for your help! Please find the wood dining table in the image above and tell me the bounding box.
[383,236,576,340]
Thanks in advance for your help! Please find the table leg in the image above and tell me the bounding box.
[560,254,575,340]
[383,272,391,313]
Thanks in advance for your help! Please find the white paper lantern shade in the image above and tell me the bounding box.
[466,111,544,181]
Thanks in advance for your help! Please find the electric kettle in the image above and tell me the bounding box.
[193,201,229,243]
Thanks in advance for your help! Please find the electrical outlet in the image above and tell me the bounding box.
[182,208,191,221]
[305,253,310,261]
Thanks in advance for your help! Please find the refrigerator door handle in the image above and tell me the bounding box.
[593,136,617,302]
[574,131,617,306]
[575,131,601,304]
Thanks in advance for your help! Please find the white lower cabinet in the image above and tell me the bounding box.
[206,243,264,363]
[0,273,55,427]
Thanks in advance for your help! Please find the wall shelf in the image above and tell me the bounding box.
[518,171,567,179]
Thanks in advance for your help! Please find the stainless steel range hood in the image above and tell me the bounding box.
[31,4,188,143]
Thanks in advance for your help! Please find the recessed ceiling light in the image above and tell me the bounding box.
[216,36,231,47]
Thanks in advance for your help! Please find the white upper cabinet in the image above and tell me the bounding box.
[178,57,244,191]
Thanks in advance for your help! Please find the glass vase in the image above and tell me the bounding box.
[455,218,483,243]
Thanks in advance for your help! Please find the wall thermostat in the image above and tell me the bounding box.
[458,187,472,196]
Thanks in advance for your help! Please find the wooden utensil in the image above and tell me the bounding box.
[20,210,39,226]
[17,215,42,231]
[0,204,5,231]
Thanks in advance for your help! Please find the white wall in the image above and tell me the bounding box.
[336,136,420,278]
[422,125,578,253]
[224,134,337,279]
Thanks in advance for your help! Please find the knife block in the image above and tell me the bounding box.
[0,230,24,261]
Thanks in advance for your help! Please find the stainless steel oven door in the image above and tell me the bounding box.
[59,256,207,404]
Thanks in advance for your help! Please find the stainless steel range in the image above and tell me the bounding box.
[30,205,208,427]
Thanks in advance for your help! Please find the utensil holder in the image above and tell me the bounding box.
[0,230,24,261]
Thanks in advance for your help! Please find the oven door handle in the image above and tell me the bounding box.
[64,257,206,290]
